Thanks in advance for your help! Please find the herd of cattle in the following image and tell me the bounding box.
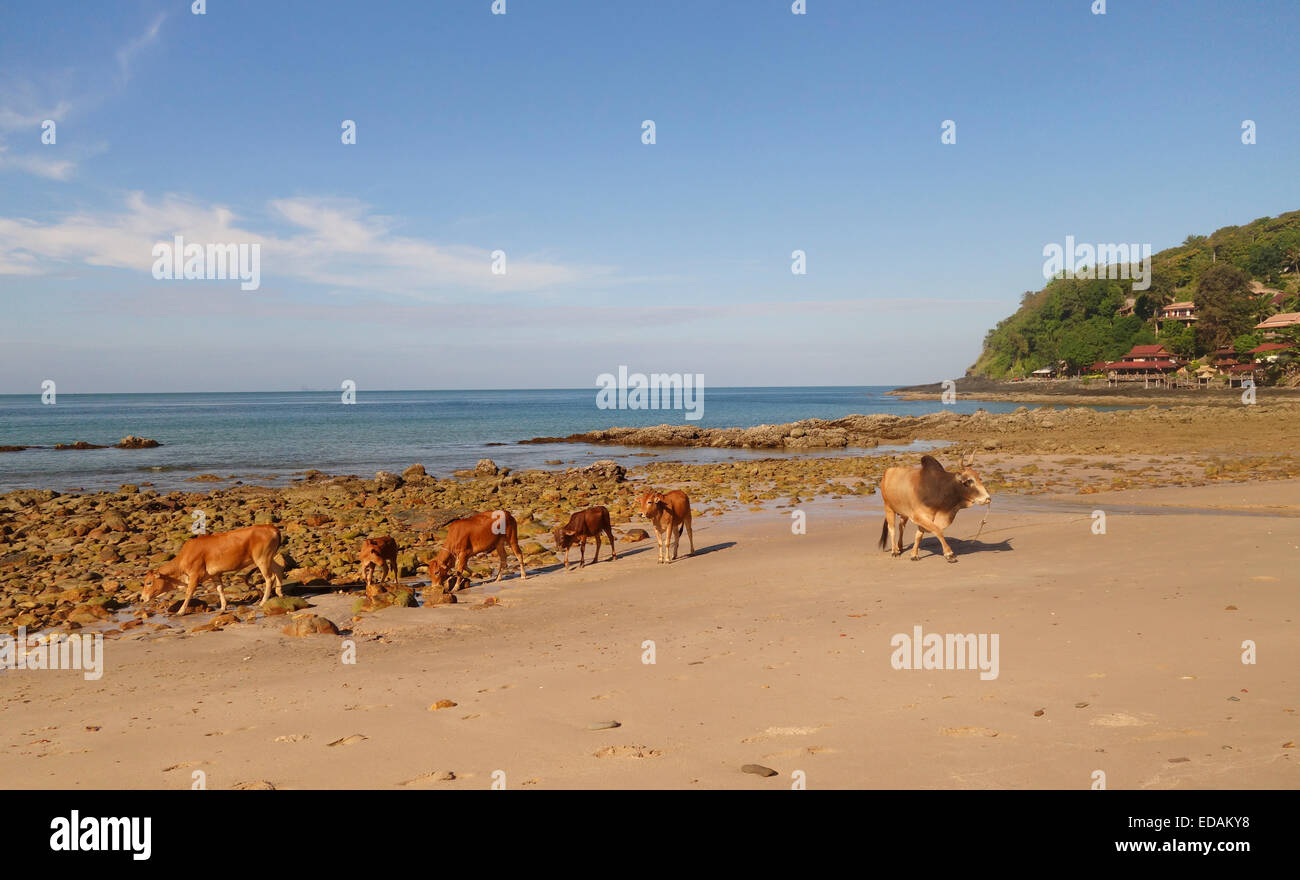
[138,455,990,616]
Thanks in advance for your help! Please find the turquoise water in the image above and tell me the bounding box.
[0,386,1061,493]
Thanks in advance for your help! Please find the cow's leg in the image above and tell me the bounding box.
[910,513,956,562]
[578,537,587,568]
[897,515,910,556]
[178,569,202,615]
[683,513,694,556]
[591,533,600,565]
[909,524,925,561]
[655,524,667,563]
[511,535,528,580]
[668,522,679,562]
[215,578,228,613]
[494,544,508,582]
[561,544,571,571]
[605,525,617,561]
[257,557,280,604]
[881,501,897,556]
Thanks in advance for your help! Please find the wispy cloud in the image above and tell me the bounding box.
[0,193,615,295]
[0,13,166,181]
[114,14,166,85]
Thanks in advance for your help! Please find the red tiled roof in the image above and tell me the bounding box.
[1225,364,1257,373]
[1250,342,1290,354]
[1123,344,1171,359]
[1102,360,1179,371]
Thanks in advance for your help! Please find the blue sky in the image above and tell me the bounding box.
[0,0,1296,392]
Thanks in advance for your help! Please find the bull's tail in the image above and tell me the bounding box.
[878,518,889,550]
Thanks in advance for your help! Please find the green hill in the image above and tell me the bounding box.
[970,210,1300,378]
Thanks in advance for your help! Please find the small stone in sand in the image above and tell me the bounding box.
[588,721,621,730]
[742,764,778,777]
[429,700,458,711]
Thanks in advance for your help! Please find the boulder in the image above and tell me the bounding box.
[374,471,404,490]
[474,459,499,476]
[281,613,339,637]
[116,436,161,449]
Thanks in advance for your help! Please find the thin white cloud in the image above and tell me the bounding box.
[0,13,165,181]
[0,193,615,294]
[115,14,166,84]
[0,143,76,180]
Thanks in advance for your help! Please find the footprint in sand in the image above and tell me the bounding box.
[399,770,456,786]
[939,726,999,738]
[273,734,308,743]
[1090,712,1150,727]
[327,734,368,747]
[594,745,662,758]
[162,761,203,772]
[741,725,827,743]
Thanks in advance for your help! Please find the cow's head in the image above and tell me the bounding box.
[359,538,383,564]
[552,526,577,553]
[425,550,456,590]
[139,569,180,604]
[954,454,992,507]
[637,490,665,518]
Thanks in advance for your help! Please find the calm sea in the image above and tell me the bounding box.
[0,386,1063,493]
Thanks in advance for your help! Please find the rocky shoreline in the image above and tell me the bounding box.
[5,402,1299,638]
[522,401,1300,454]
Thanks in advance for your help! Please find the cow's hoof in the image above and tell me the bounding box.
[909,556,921,562]
[890,550,901,558]
[945,555,958,563]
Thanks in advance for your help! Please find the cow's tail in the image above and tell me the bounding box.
[878,518,889,550]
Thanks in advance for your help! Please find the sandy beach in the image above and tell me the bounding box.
[2,469,1295,790]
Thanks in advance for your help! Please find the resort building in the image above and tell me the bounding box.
[1100,344,1182,386]
[1158,301,1197,326]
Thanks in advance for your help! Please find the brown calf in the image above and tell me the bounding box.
[878,454,991,563]
[426,510,528,592]
[141,524,285,615]
[359,536,399,597]
[637,489,694,564]
[552,506,617,570]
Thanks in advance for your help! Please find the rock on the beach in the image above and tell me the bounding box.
[263,595,310,616]
[374,471,404,490]
[475,458,499,476]
[281,613,339,637]
[622,528,649,542]
[567,459,626,482]
[284,566,331,586]
[402,463,427,479]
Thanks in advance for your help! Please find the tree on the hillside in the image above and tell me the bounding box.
[1160,323,1197,359]
[1194,264,1254,352]
[1233,333,1261,359]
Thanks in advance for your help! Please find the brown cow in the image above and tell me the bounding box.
[426,510,528,592]
[552,506,617,570]
[878,454,991,563]
[359,536,399,597]
[638,489,694,564]
[141,524,285,615]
